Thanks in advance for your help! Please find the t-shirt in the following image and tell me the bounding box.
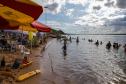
[19,45,25,53]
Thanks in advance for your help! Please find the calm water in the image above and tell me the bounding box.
[39,35,126,84]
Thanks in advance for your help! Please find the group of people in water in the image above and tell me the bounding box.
[90,39,126,52]
[106,41,124,50]
[58,36,126,56]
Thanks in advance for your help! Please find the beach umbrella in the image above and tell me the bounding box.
[0,4,34,29]
[31,21,51,32]
[19,25,37,32]
[0,0,43,20]
[0,5,37,54]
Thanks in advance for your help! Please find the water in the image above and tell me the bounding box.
[39,35,126,84]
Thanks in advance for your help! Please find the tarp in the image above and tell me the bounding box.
[28,32,33,40]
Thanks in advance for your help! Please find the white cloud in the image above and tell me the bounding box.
[65,9,74,16]
[35,0,126,34]
[45,20,62,29]
[34,0,89,14]
[74,0,122,27]
[68,0,88,6]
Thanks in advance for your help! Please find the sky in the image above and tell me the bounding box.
[32,0,126,34]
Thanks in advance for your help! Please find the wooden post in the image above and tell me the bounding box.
[49,54,54,72]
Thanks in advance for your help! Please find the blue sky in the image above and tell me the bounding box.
[33,0,126,34]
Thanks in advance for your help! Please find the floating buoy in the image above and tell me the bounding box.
[16,69,40,81]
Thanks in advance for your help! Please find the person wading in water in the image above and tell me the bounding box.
[76,37,79,43]
[106,41,112,49]
[62,38,67,56]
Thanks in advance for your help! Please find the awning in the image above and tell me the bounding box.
[0,0,43,20]
[31,21,51,32]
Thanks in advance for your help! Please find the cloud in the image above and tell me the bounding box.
[95,0,104,1]
[108,15,126,26]
[67,0,88,6]
[65,9,74,16]
[116,0,126,8]
[46,21,61,27]
[36,0,126,34]
[35,0,89,14]
[93,5,101,10]
[104,0,115,7]
[45,3,58,11]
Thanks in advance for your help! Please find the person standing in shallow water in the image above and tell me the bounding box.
[95,40,99,46]
[62,38,67,56]
[69,36,72,42]
[106,41,112,49]
[63,44,67,56]
[63,38,67,51]
[63,43,67,51]
[76,37,79,43]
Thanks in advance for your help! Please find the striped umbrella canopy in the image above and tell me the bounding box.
[19,25,37,32]
[0,0,43,20]
[31,21,51,32]
[0,16,19,29]
[0,4,34,29]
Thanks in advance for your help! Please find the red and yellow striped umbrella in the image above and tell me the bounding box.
[0,0,43,20]
[0,4,34,29]
[31,21,51,32]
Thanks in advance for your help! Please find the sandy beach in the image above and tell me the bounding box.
[0,37,52,84]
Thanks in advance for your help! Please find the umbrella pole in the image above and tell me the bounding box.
[30,37,32,53]
[2,47,3,59]
[21,26,23,45]
[20,26,23,58]
[49,54,54,72]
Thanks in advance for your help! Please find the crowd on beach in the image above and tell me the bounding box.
[0,30,48,83]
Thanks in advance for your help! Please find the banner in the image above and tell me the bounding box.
[28,32,33,41]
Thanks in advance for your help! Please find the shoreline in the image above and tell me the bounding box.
[17,37,53,84]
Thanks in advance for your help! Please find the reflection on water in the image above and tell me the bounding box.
[40,35,126,84]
